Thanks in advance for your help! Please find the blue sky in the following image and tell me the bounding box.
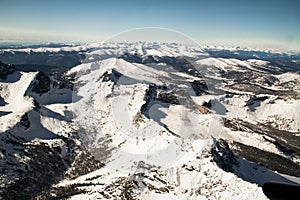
[0,0,299,50]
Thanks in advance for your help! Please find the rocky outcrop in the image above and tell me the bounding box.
[18,113,31,130]
[245,95,269,111]
[0,61,16,80]
[27,72,51,96]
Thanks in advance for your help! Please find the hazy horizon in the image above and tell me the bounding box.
[1,0,299,50]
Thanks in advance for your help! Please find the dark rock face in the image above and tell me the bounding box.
[212,139,239,173]
[190,80,209,96]
[52,78,72,90]
[110,69,123,83]
[33,98,41,111]
[101,71,111,82]
[141,84,199,116]
[245,95,269,111]
[100,69,135,85]
[18,113,31,129]
[0,111,12,117]
[141,84,184,115]
[0,61,16,80]
[100,69,140,92]
[157,91,180,105]
[28,72,51,96]
[0,95,7,106]
[141,84,158,117]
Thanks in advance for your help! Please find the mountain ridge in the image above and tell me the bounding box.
[0,42,299,199]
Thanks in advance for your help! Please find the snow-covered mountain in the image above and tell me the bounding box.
[0,42,299,199]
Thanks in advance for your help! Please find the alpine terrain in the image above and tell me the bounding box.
[0,42,299,199]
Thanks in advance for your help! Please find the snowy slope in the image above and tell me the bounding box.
[0,42,299,200]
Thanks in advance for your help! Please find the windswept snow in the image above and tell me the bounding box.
[1,42,299,200]
[0,72,36,132]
